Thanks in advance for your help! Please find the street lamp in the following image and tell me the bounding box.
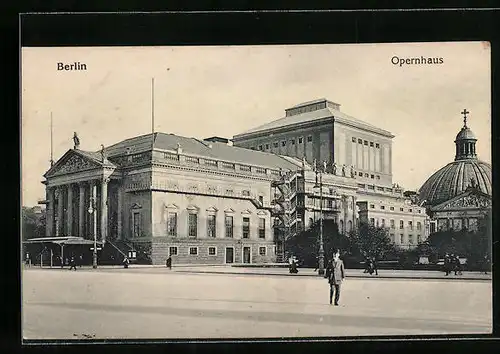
[313,168,325,276]
[88,197,98,269]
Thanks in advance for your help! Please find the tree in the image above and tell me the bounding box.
[22,207,46,241]
[287,219,351,267]
[349,223,396,261]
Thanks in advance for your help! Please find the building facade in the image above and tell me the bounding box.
[418,112,492,233]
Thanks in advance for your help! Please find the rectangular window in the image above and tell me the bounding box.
[399,220,404,229]
[409,235,414,244]
[265,144,270,149]
[409,221,413,230]
[417,222,422,231]
[242,217,250,239]
[371,174,374,179]
[133,212,141,237]
[418,210,421,213]
[298,137,303,144]
[358,172,363,176]
[259,246,266,256]
[352,137,356,142]
[364,140,368,145]
[376,143,380,148]
[207,214,216,238]
[307,136,313,142]
[258,218,266,238]
[167,212,177,236]
[291,139,295,145]
[400,207,404,211]
[327,200,333,208]
[409,208,413,212]
[258,145,263,150]
[390,206,394,211]
[169,246,178,256]
[390,219,395,229]
[376,175,380,180]
[273,142,279,148]
[208,247,216,256]
[381,219,386,227]
[380,205,385,210]
[370,142,374,147]
[400,234,404,244]
[242,190,251,197]
[281,140,286,147]
[370,218,375,226]
[189,247,198,255]
[258,196,264,205]
[188,213,198,237]
[225,215,234,238]
[370,204,375,209]
[358,139,362,144]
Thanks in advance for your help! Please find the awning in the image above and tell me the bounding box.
[23,236,103,246]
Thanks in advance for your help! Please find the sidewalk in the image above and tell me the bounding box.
[27,264,491,281]
[171,266,492,281]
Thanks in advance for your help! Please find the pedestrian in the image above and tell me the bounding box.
[455,255,462,275]
[372,257,378,276]
[444,253,450,276]
[69,256,77,271]
[450,254,458,275]
[25,253,30,267]
[79,254,83,268]
[123,256,129,269]
[483,254,489,274]
[166,256,172,270]
[326,249,345,306]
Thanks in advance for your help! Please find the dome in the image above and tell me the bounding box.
[418,159,491,206]
[455,127,477,141]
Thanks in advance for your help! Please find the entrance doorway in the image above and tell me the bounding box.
[243,246,251,264]
[225,247,234,264]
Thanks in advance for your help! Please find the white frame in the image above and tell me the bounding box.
[241,245,252,264]
[166,211,178,237]
[188,246,199,256]
[224,246,235,264]
[207,246,217,256]
[258,246,267,256]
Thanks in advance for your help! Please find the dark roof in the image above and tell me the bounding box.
[103,132,301,170]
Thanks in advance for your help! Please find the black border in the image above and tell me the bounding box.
[9,5,500,354]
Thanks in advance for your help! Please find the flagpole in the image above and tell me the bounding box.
[50,112,54,167]
[151,77,155,142]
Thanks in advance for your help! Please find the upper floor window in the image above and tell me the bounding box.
[281,140,286,147]
[307,136,313,142]
[370,142,374,147]
[273,142,279,148]
[298,137,303,144]
[207,214,216,238]
[132,211,142,238]
[409,221,413,230]
[242,217,250,238]
[390,206,394,211]
[258,145,263,150]
[400,207,404,212]
[364,140,368,145]
[376,143,380,148]
[390,219,395,229]
[225,215,234,238]
[167,212,177,237]
[188,213,198,238]
[417,222,422,231]
[399,220,404,229]
[380,205,385,210]
[258,218,266,239]
[358,139,362,144]
[370,218,375,226]
[352,137,356,142]
[370,204,375,209]
[291,139,295,145]
[265,144,270,150]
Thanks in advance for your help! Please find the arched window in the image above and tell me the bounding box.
[347,220,352,233]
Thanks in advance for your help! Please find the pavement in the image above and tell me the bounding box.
[22,267,492,340]
[25,264,492,281]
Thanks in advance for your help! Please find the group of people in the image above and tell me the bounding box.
[363,256,378,276]
[444,253,463,276]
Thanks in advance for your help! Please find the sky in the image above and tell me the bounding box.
[21,42,491,207]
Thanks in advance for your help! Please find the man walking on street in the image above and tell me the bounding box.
[326,249,345,306]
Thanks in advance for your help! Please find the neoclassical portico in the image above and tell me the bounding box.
[43,149,119,244]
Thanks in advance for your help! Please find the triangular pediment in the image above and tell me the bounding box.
[257,210,268,216]
[165,203,179,209]
[131,203,142,209]
[44,149,104,178]
[224,208,235,214]
[241,209,252,215]
[206,206,219,213]
[431,188,491,211]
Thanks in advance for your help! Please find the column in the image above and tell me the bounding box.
[78,182,85,237]
[101,178,109,244]
[352,196,357,231]
[56,186,64,236]
[343,195,348,234]
[90,180,97,239]
[46,187,55,236]
[66,184,73,235]
[117,183,122,240]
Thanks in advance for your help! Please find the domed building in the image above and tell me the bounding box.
[418,111,492,233]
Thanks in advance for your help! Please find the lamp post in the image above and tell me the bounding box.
[314,168,325,276]
[88,197,98,269]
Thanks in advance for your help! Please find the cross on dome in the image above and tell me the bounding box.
[461,109,470,128]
